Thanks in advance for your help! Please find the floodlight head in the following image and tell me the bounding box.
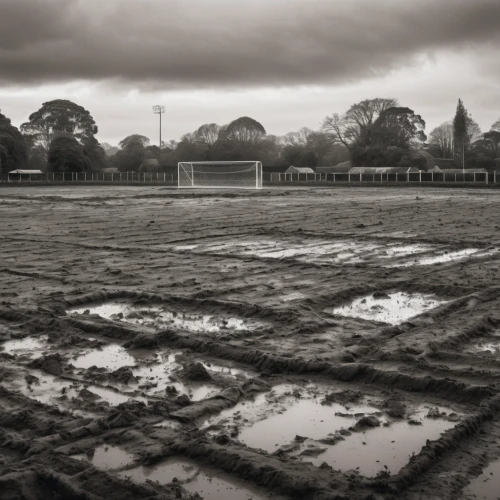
[152,105,165,114]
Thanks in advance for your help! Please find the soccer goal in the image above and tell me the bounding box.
[178,161,263,189]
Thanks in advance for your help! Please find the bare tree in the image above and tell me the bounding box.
[283,127,312,147]
[194,123,221,147]
[491,118,500,132]
[428,122,454,158]
[322,98,398,150]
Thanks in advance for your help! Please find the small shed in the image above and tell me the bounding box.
[316,160,353,174]
[8,169,44,179]
[431,168,488,174]
[431,159,461,171]
[284,166,315,175]
[348,166,420,175]
[9,169,43,175]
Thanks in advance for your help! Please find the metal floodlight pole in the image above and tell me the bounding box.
[152,105,165,156]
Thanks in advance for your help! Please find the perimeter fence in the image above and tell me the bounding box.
[1,170,499,186]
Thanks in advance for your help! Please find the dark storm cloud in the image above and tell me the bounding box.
[1,0,499,88]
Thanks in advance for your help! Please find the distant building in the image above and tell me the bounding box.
[9,169,43,175]
[316,160,352,174]
[429,159,461,172]
[284,166,315,175]
[348,166,420,175]
[430,168,488,174]
[8,169,44,179]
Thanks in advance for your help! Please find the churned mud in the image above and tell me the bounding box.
[1,185,500,499]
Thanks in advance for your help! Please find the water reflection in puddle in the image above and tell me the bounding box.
[2,336,48,358]
[119,458,271,500]
[72,344,137,370]
[330,292,447,325]
[237,399,381,453]
[203,385,459,478]
[462,458,500,500]
[69,301,260,333]
[299,407,456,476]
[466,339,500,355]
[174,237,496,268]
[387,248,497,268]
[72,445,135,470]
[7,366,137,413]
[71,346,246,401]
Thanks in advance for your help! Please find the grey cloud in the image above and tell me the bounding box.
[0,0,499,88]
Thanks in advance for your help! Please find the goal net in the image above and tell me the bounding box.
[178,161,263,189]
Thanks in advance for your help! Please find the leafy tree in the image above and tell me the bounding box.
[27,146,47,171]
[0,110,28,172]
[118,134,150,149]
[83,139,109,171]
[101,142,119,156]
[328,102,427,168]
[471,131,500,164]
[492,118,500,132]
[21,100,98,160]
[371,107,426,150]
[112,134,149,172]
[428,122,454,158]
[221,116,266,158]
[47,133,92,172]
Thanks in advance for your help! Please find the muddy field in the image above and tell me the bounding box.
[1,185,500,500]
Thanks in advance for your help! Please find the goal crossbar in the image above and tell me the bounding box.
[178,161,262,189]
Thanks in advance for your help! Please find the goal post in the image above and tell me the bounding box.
[178,161,263,189]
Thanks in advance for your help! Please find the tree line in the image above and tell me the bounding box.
[1,98,499,174]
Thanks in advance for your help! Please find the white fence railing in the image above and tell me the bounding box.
[0,172,176,184]
[272,172,497,184]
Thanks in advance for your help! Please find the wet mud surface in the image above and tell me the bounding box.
[1,185,500,499]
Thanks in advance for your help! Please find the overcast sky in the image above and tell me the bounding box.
[1,0,499,146]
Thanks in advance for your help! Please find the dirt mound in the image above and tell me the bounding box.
[178,362,213,382]
[109,366,137,385]
[30,353,65,375]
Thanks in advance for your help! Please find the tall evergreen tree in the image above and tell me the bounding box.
[453,99,467,169]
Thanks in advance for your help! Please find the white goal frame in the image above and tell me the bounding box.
[178,161,263,189]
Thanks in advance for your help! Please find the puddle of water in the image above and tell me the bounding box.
[203,383,458,478]
[2,336,48,358]
[329,292,447,325]
[465,339,500,355]
[71,347,240,401]
[237,399,381,453]
[133,356,220,401]
[202,362,255,378]
[7,365,139,412]
[301,406,456,477]
[72,445,135,470]
[388,248,497,268]
[182,236,497,269]
[72,344,137,370]
[377,244,434,258]
[119,458,270,500]
[462,458,500,500]
[173,244,200,251]
[69,301,260,333]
